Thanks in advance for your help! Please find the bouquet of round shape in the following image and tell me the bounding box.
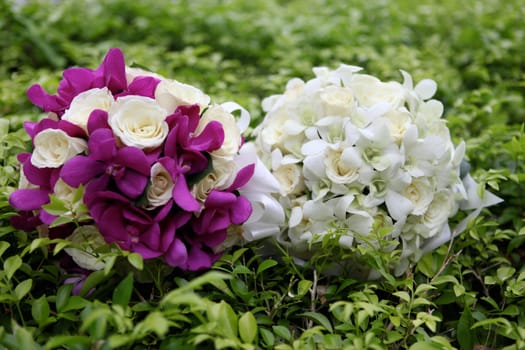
[254,64,502,276]
[9,48,282,272]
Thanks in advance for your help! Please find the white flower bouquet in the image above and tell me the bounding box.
[254,64,502,276]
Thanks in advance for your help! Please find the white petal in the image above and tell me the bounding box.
[221,101,251,133]
[415,79,438,100]
[385,190,413,221]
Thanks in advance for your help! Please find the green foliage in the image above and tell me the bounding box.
[0,0,524,348]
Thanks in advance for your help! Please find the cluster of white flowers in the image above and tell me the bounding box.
[255,64,500,275]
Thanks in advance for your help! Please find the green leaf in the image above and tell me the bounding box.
[297,279,313,297]
[61,296,88,313]
[272,325,291,341]
[49,216,74,228]
[44,335,91,349]
[41,195,68,216]
[0,241,10,258]
[112,273,134,307]
[32,295,51,328]
[55,284,73,314]
[13,322,39,350]
[4,255,22,280]
[209,301,238,338]
[127,252,143,270]
[259,328,275,347]
[256,259,278,275]
[238,311,257,344]
[53,241,71,255]
[299,312,333,333]
[135,311,169,337]
[14,278,32,301]
[79,269,108,297]
[408,341,442,350]
[457,307,475,350]
[496,266,516,283]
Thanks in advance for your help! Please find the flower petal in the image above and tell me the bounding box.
[190,120,224,152]
[165,238,188,267]
[60,156,104,187]
[87,110,110,134]
[9,189,50,211]
[126,76,160,99]
[101,48,127,94]
[116,170,148,199]
[225,164,255,191]
[114,147,150,175]
[27,85,64,112]
[172,175,200,212]
[230,196,252,225]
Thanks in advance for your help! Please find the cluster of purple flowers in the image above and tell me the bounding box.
[9,48,254,271]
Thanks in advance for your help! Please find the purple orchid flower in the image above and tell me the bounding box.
[26,48,162,117]
[60,128,150,199]
[165,104,225,174]
[88,190,192,261]
[27,48,127,116]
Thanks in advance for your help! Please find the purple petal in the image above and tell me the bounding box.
[58,120,87,138]
[59,67,98,97]
[205,190,237,207]
[225,164,255,191]
[88,129,117,161]
[116,170,148,199]
[125,76,160,99]
[138,224,161,252]
[165,238,188,267]
[87,110,110,135]
[23,121,38,139]
[133,244,163,259]
[27,85,64,112]
[122,206,151,225]
[190,120,224,152]
[199,230,227,248]
[23,161,53,187]
[172,175,200,212]
[230,196,252,225]
[39,210,57,225]
[10,211,42,231]
[163,123,180,157]
[9,189,50,211]
[101,48,127,94]
[185,245,219,271]
[60,156,105,187]
[176,104,201,133]
[114,147,150,175]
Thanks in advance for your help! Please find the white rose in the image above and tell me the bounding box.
[192,157,236,203]
[402,178,434,215]
[273,163,305,196]
[146,162,174,208]
[64,225,109,271]
[350,74,406,108]
[61,88,114,132]
[319,85,355,116]
[324,146,362,185]
[421,190,457,237]
[31,129,88,168]
[155,79,210,114]
[195,105,241,158]
[108,95,169,149]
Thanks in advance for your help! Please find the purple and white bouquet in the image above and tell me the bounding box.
[9,48,282,272]
[254,64,502,275]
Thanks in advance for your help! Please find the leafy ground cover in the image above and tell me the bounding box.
[0,0,524,348]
